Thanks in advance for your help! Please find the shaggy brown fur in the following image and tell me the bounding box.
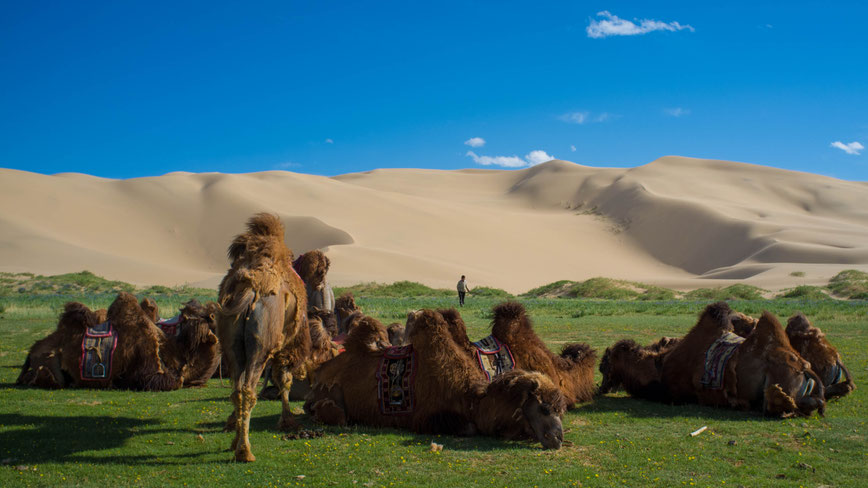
[386,323,405,346]
[598,338,674,402]
[490,302,596,407]
[660,303,825,417]
[305,310,566,449]
[293,250,335,312]
[786,313,855,400]
[217,213,310,462]
[334,292,362,336]
[731,312,759,338]
[170,299,221,387]
[17,293,219,391]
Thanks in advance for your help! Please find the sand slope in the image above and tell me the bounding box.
[1,157,866,293]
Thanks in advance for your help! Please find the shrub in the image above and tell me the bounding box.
[777,285,829,300]
[827,269,868,299]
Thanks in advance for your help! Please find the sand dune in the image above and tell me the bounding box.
[1,157,866,294]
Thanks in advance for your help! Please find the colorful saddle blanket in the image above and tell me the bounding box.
[472,335,516,381]
[377,345,416,415]
[156,314,182,336]
[80,321,118,381]
[700,332,745,389]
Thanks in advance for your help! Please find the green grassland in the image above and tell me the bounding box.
[0,273,866,487]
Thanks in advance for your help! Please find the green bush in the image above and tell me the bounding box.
[684,284,765,301]
[469,286,512,298]
[519,280,577,298]
[827,269,868,299]
[777,285,828,300]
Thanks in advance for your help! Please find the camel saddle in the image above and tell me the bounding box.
[376,345,416,415]
[80,321,118,381]
[472,335,516,381]
[156,314,182,336]
[700,331,745,389]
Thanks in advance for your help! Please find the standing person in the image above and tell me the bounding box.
[457,275,471,306]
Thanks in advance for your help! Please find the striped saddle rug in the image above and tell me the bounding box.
[377,345,416,415]
[472,335,516,381]
[700,332,744,389]
[80,321,118,381]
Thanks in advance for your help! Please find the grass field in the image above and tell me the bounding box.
[0,293,865,487]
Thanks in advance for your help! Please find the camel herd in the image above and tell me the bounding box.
[16,213,856,463]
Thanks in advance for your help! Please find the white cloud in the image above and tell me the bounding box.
[525,150,555,166]
[559,112,589,124]
[587,11,694,39]
[830,141,864,155]
[464,137,486,148]
[570,145,577,152]
[664,107,691,117]
[466,150,554,168]
[466,151,526,168]
[274,161,301,169]
[325,138,334,144]
[595,112,616,122]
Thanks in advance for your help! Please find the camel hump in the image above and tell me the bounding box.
[561,343,597,366]
[246,213,285,238]
[752,310,790,346]
[492,301,527,321]
[786,312,813,335]
[703,301,733,325]
[59,301,99,332]
[107,292,150,327]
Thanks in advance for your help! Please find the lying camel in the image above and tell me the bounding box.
[305,309,566,449]
[730,311,855,401]
[597,336,679,402]
[17,293,219,391]
[489,302,596,407]
[785,313,855,400]
[659,302,825,417]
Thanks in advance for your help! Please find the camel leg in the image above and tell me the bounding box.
[276,364,300,431]
[230,360,268,462]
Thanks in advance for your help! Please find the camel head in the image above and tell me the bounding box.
[344,315,391,353]
[489,371,565,450]
[731,312,758,338]
[386,323,405,346]
[598,339,641,394]
[293,250,330,288]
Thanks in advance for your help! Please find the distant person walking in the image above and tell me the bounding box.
[457,275,471,306]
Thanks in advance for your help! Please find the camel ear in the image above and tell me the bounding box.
[209,313,216,322]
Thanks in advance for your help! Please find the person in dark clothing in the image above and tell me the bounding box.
[457,275,471,306]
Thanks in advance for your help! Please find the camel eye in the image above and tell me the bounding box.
[540,404,551,416]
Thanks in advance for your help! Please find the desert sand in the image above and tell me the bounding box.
[1,156,867,294]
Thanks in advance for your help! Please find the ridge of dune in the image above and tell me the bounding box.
[1,157,867,294]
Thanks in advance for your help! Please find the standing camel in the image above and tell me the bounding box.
[217,213,310,462]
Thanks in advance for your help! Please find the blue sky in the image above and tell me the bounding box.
[1,1,866,180]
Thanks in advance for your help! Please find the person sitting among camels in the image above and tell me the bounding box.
[17,292,220,391]
[305,309,566,449]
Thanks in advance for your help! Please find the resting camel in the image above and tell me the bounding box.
[785,313,855,400]
[217,213,310,462]
[305,310,566,449]
[334,292,362,337]
[597,336,680,402]
[17,293,220,391]
[730,311,855,401]
[489,302,596,407]
[659,302,825,417]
